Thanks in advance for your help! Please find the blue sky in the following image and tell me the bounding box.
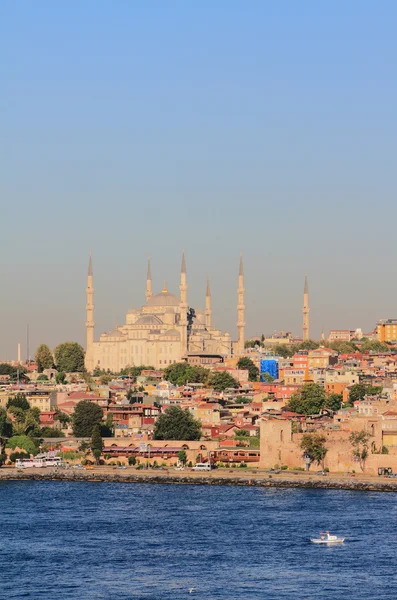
[1,2,397,359]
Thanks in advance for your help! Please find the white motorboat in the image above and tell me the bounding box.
[311,531,345,544]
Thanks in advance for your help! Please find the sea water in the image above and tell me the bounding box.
[1,481,396,599]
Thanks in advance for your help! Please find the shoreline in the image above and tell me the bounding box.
[1,468,397,492]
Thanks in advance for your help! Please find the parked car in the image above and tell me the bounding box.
[316,470,328,476]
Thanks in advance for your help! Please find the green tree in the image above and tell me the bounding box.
[263,372,275,383]
[54,342,85,373]
[177,449,187,465]
[6,435,38,455]
[7,394,30,411]
[324,393,343,412]
[163,362,210,386]
[360,340,390,353]
[299,339,320,350]
[347,383,382,404]
[237,357,259,382]
[300,433,328,469]
[90,424,103,464]
[273,344,292,358]
[37,374,49,381]
[287,383,326,415]
[153,406,201,440]
[128,455,136,466]
[0,408,12,455]
[328,341,358,354]
[99,373,113,385]
[55,372,66,384]
[35,344,54,372]
[209,371,239,392]
[349,430,371,471]
[0,364,28,382]
[55,411,71,427]
[72,401,103,437]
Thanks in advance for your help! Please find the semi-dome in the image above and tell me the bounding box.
[135,315,163,326]
[146,290,180,308]
[159,329,180,338]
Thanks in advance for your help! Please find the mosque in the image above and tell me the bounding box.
[84,252,246,372]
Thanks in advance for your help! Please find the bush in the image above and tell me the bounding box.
[187,461,192,468]
[324,467,330,472]
[381,446,389,454]
[9,451,30,463]
[128,456,136,466]
[292,467,305,471]
[239,461,247,468]
[231,463,237,469]
[281,465,288,470]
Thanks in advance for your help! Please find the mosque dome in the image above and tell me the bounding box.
[135,315,163,326]
[146,287,180,308]
[108,328,124,337]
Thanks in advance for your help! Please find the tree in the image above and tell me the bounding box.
[99,373,113,385]
[54,342,85,373]
[0,363,28,382]
[177,449,187,465]
[300,433,328,469]
[360,340,390,353]
[153,406,201,440]
[128,455,136,466]
[163,362,209,386]
[263,372,274,383]
[6,435,38,455]
[299,339,320,350]
[7,394,30,411]
[35,344,54,372]
[209,371,239,392]
[237,357,259,382]
[273,345,292,358]
[287,383,326,415]
[56,372,66,384]
[72,401,103,437]
[55,411,71,427]
[0,408,12,455]
[90,424,103,464]
[347,383,382,405]
[328,341,358,354]
[37,374,49,381]
[324,393,343,412]
[349,430,371,471]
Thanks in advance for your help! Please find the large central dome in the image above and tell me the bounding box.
[146,289,180,308]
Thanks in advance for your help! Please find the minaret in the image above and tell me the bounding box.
[85,252,95,371]
[303,274,310,341]
[205,278,212,329]
[321,326,325,343]
[179,251,188,356]
[237,253,245,355]
[146,256,152,302]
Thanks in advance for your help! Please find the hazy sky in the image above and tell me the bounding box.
[1,2,397,360]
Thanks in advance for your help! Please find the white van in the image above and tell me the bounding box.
[192,463,212,471]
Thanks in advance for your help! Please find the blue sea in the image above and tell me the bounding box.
[1,481,396,599]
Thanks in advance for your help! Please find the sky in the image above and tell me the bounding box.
[1,1,397,360]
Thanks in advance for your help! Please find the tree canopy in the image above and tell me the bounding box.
[163,362,210,386]
[54,342,85,373]
[287,383,326,415]
[91,424,103,463]
[237,357,259,382]
[7,394,30,411]
[6,435,38,455]
[35,344,54,372]
[360,340,390,353]
[300,433,328,469]
[209,371,239,392]
[72,401,103,437]
[153,406,201,440]
[348,383,383,404]
[349,430,371,471]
